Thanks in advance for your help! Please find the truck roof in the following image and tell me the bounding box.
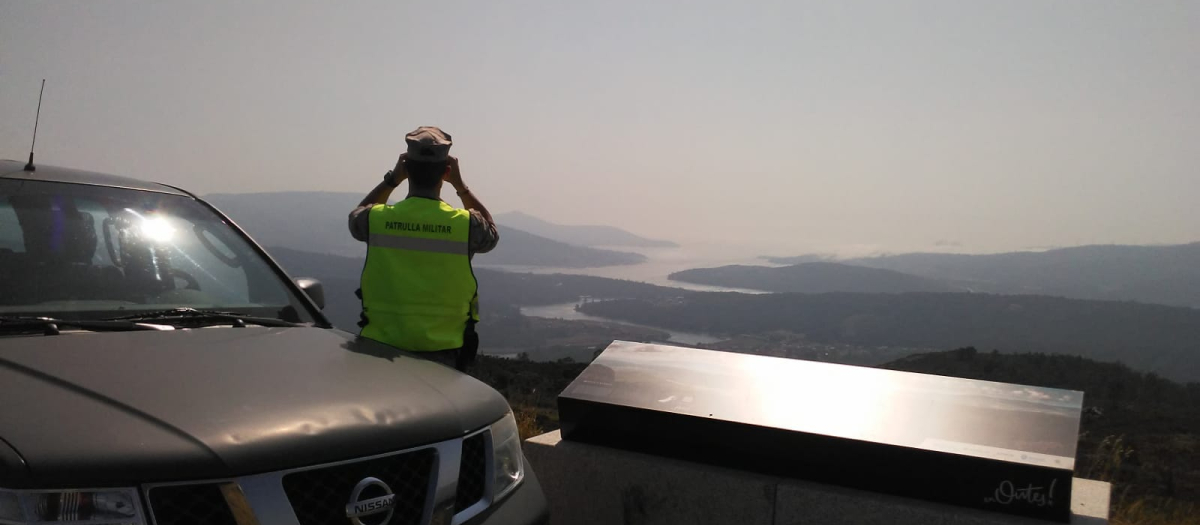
[0,159,190,196]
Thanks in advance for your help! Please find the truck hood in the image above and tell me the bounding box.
[0,327,509,488]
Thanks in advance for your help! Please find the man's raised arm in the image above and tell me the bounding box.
[445,156,493,224]
[348,155,407,242]
[445,156,499,254]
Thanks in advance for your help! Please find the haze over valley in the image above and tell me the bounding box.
[216,195,1200,384]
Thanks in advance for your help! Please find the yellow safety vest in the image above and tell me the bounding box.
[360,198,479,351]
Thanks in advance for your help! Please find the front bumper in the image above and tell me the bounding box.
[129,432,548,525]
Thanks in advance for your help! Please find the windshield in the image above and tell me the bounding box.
[0,179,317,324]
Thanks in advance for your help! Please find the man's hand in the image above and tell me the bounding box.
[355,154,406,209]
[445,155,494,228]
[444,156,466,190]
[391,153,410,186]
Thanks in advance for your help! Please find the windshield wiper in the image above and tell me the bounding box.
[105,308,301,328]
[0,316,173,336]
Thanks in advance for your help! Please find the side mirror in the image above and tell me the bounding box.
[294,277,325,310]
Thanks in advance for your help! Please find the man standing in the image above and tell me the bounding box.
[348,126,498,371]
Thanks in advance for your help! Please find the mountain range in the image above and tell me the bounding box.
[670,262,962,294]
[671,242,1200,308]
[495,211,677,247]
[204,192,652,268]
[578,293,1200,383]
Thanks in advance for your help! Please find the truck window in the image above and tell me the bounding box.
[0,179,316,324]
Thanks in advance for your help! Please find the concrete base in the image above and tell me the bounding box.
[525,431,1109,525]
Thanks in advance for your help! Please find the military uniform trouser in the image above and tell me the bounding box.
[421,322,479,373]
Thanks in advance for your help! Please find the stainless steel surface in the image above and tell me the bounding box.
[559,341,1085,522]
[564,341,1083,469]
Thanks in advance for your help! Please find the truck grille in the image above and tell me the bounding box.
[147,483,238,525]
[454,433,487,512]
[282,448,437,525]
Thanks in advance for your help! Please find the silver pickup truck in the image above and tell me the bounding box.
[0,159,548,525]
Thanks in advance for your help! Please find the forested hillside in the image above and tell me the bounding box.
[578,293,1200,383]
[669,262,961,293]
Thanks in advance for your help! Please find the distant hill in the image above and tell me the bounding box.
[205,192,646,268]
[669,262,962,293]
[766,243,1200,308]
[757,254,837,264]
[495,211,677,248]
[578,292,1200,383]
[485,228,646,267]
[207,192,366,255]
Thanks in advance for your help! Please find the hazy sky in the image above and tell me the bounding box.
[2,0,1197,255]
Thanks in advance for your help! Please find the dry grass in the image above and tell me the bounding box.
[1082,435,1135,483]
[1084,435,1199,525]
[513,405,546,440]
[1111,497,1199,525]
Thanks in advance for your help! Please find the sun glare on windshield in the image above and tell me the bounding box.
[126,209,176,243]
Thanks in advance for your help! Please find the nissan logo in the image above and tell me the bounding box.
[345,477,397,525]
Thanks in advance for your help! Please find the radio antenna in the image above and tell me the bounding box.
[24,79,46,172]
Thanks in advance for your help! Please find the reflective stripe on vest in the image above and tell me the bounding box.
[368,234,468,255]
[359,198,478,352]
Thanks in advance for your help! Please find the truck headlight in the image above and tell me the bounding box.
[490,412,524,500]
[0,488,144,525]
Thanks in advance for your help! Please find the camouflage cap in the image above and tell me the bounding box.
[405,126,453,162]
